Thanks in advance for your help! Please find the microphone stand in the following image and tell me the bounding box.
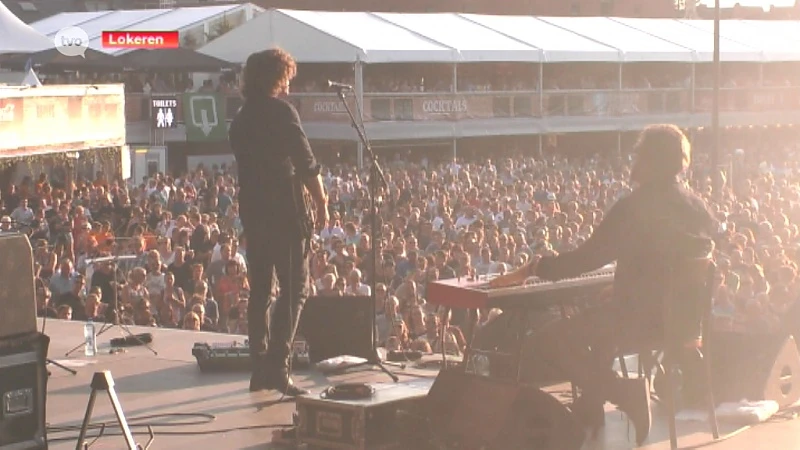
[37,271,77,375]
[333,86,398,382]
[65,256,158,357]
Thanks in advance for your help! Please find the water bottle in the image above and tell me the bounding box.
[84,319,97,357]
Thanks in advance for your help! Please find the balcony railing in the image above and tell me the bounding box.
[124,87,800,124]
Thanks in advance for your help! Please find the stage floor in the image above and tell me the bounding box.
[40,320,800,450]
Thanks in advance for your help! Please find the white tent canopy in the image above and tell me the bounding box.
[200,10,461,64]
[678,19,796,62]
[740,20,800,45]
[462,14,619,63]
[199,9,800,65]
[0,1,53,55]
[610,18,762,63]
[539,16,695,63]
[30,5,258,55]
[373,13,541,62]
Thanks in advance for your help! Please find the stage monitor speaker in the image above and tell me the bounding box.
[426,369,584,450]
[299,296,374,364]
[0,332,49,450]
[0,234,36,339]
[711,332,800,409]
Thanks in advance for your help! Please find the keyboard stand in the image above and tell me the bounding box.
[76,371,153,450]
[462,304,580,400]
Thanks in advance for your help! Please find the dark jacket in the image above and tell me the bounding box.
[536,179,718,339]
[229,96,320,236]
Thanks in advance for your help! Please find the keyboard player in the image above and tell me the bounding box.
[489,124,717,445]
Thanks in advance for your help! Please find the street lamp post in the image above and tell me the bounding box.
[712,0,722,195]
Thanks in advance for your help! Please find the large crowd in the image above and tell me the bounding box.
[52,63,794,96]
[2,134,798,357]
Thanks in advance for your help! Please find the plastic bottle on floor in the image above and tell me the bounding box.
[84,319,97,357]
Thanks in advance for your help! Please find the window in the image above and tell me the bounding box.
[18,2,37,11]
[84,1,108,11]
[600,0,614,16]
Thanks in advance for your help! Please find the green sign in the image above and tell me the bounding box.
[183,93,227,142]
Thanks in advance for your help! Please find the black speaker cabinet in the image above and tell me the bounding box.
[299,296,374,364]
[0,234,36,339]
[0,332,48,450]
[710,332,800,409]
[427,369,584,450]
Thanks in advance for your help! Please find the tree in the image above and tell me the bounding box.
[206,15,234,41]
[675,0,701,18]
[213,16,234,38]
[182,34,197,49]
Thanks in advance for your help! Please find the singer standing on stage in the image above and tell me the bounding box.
[229,48,329,395]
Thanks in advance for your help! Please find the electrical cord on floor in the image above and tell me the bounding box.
[45,412,292,443]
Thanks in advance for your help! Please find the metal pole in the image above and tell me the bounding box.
[355,61,365,169]
[712,0,721,194]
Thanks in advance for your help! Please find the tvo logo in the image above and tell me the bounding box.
[54,26,90,57]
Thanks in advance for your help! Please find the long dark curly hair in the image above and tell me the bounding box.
[240,47,297,99]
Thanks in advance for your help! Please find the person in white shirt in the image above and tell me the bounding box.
[145,179,158,198]
[154,211,171,237]
[448,159,461,177]
[319,219,345,242]
[474,247,501,276]
[11,198,34,226]
[229,237,247,269]
[454,208,477,230]
[346,268,371,296]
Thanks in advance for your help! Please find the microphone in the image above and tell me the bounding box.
[327,80,354,91]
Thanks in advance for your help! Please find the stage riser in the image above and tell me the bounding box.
[295,379,433,450]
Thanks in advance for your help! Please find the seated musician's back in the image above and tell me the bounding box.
[488,124,718,446]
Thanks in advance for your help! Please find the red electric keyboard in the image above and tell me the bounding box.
[426,264,616,310]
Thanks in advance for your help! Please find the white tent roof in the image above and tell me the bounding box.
[201,10,461,63]
[0,0,53,54]
[30,5,253,55]
[678,19,797,62]
[461,14,619,63]
[610,18,762,63]
[373,13,541,62]
[30,12,108,37]
[199,9,800,65]
[537,16,694,63]
[740,19,800,45]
